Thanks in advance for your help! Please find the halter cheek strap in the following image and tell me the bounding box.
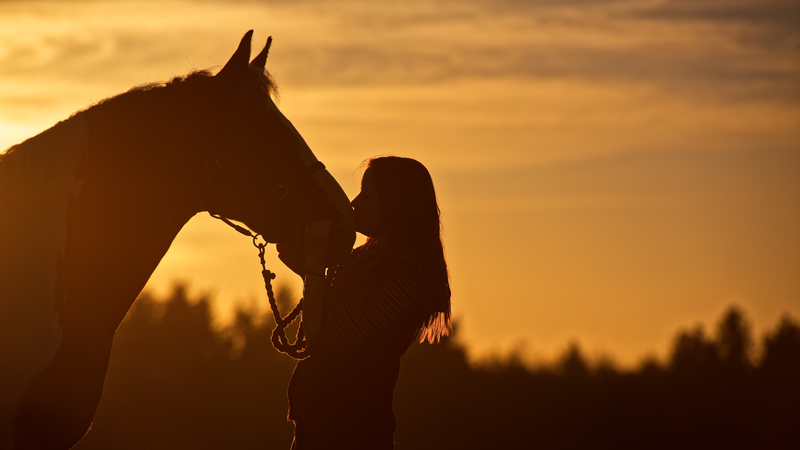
[303,160,326,177]
[274,160,326,201]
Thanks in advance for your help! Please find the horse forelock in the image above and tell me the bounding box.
[250,66,280,104]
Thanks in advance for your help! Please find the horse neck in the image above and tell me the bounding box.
[58,106,204,334]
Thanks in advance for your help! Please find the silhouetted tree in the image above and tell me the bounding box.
[558,341,590,378]
[716,305,754,374]
[71,287,799,450]
[670,325,720,376]
[755,314,800,447]
[760,314,800,379]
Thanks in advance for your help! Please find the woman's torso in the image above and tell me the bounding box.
[287,243,421,433]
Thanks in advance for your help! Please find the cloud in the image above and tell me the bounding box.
[0,0,797,136]
[280,39,798,101]
[442,148,800,213]
[635,0,800,27]
[1,0,797,104]
[271,0,800,104]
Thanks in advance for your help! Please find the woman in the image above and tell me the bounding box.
[276,156,451,449]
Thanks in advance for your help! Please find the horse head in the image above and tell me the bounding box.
[201,31,355,265]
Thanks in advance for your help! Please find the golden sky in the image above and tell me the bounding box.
[1,0,799,366]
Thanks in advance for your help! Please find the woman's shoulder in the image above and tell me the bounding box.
[346,241,419,280]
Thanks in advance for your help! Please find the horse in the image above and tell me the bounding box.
[0,31,355,449]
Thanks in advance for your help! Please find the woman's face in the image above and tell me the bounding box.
[351,168,383,237]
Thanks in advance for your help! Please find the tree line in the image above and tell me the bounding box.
[73,284,799,449]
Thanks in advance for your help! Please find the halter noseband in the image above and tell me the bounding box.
[272,160,326,203]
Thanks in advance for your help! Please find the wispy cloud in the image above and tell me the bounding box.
[634,0,800,27]
[443,148,800,212]
[1,0,797,98]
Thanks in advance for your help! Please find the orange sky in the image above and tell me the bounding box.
[1,0,799,366]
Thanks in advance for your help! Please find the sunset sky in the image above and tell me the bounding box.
[1,0,798,366]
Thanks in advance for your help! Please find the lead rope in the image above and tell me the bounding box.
[210,213,310,359]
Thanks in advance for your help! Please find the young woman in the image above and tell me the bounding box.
[276,156,451,450]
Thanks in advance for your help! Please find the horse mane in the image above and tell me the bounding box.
[91,67,279,113]
[0,113,88,185]
[0,67,278,181]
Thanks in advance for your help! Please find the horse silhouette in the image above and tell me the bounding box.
[0,31,355,449]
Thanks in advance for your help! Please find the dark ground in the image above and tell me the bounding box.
[73,285,800,449]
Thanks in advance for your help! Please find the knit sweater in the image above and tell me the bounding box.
[287,243,420,433]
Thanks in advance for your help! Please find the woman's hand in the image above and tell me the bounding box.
[301,220,330,341]
[304,219,330,273]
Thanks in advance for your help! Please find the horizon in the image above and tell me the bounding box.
[134,280,798,370]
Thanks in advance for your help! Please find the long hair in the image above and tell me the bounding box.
[365,156,451,343]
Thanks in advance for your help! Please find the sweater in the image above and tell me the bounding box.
[287,243,420,433]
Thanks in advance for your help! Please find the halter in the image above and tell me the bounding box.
[209,159,328,359]
[204,62,325,358]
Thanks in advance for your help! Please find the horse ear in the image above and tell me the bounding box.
[250,36,272,70]
[218,30,253,78]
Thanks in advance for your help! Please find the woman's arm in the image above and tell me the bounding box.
[302,220,330,339]
[301,221,418,351]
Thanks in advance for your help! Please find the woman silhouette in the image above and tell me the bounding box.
[278,156,451,449]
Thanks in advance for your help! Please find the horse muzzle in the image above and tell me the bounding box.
[309,167,356,266]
